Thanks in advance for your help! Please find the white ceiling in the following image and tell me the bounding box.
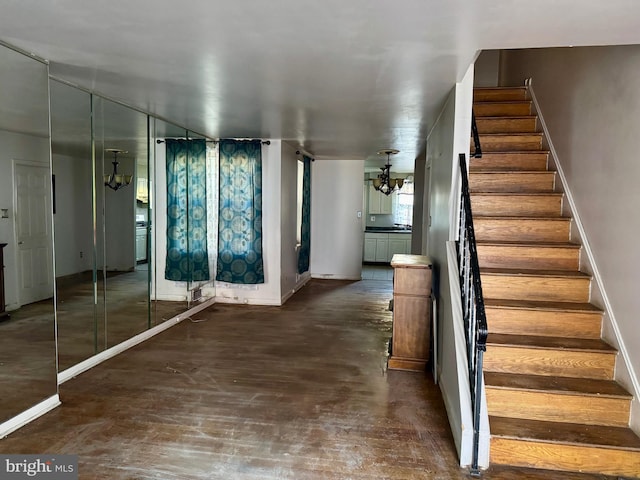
[2,0,640,172]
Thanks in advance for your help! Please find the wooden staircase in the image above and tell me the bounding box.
[472,87,640,478]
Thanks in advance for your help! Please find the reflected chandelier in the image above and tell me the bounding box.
[104,148,133,191]
[372,149,404,196]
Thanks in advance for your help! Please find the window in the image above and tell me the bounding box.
[393,180,414,227]
[296,159,303,244]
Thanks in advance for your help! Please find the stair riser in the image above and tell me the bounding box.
[486,388,630,427]
[477,245,579,270]
[470,152,549,171]
[471,195,562,217]
[484,346,615,380]
[473,88,528,102]
[470,172,555,193]
[486,307,603,339]
[475,117,537,134]
[475,102,532,116]
[474,218,570,243]
[473,135,543,152]
[481,274,590,303]
[491,438,640,478]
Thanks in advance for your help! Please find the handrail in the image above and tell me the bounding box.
[471,111,482,159]
[457,153,488,476]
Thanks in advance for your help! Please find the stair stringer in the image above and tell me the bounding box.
[527,79,640,434]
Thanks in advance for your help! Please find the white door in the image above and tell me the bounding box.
[14,163,54,305]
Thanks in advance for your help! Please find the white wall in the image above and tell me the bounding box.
[474,50,500,87]
[52,154,94,277]
[500,45,640,430]
[310,159,364,280]
[280,142,309,303]
[103,156,136,272]
[427,64,488,468]
[0,130,51,309]
[412,153,427,254]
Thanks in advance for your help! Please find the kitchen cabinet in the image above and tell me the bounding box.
[135,227,147,262]
[388,254,432,371]
[388,236,409,257]
[363,232,411,263]
[368,185,392,215]
[0,243,7,319]
[363,237,377,262]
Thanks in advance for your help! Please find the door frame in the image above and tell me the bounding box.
[12,159,55,307]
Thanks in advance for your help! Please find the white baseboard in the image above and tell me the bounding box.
[0,395,61,439]
[311,273,361,281]
[58,297,216,384]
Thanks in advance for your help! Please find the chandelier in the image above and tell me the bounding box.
[372,149,404,196]
[104,148,133,191]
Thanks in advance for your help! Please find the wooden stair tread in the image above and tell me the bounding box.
[472,192,563,197]
[485,372,632,398]
[484,298,602,313]
[486,464,623,480]
[474,215,569,221]
[475,101,532,106]
[490,416,640,451]
[477,132,543,137]
[481,268,590,278]
[477,240,580,249]
[487,333,616,352]
[470,170,554,175]
[476,114,538,118]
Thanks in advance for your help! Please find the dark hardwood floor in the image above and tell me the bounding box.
[0,273,620,479]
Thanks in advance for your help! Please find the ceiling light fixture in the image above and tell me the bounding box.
[104,149,132,191]
[372,149,403,196]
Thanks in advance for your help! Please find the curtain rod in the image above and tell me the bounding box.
[296,149,315,161]
[156,139,271,145]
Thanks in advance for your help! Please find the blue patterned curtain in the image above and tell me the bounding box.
[216,140,264,284]
[297,155,312,274]
[165,139,210,282]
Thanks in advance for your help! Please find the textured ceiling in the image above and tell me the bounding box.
[2,0,640,172]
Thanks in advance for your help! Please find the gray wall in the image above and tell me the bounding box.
[500,45,640,430]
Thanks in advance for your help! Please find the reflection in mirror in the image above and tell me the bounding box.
[151,119,191,323]
[0,44,57,423]
[185,131,217,308]
[93,97,151,349]
[50,81,99,371]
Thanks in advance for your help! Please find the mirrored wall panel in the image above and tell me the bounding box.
[50,81,98,370]
[0,45,57,423]
[93,97,151,349]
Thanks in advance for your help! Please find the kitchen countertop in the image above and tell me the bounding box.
[365,228,412,234]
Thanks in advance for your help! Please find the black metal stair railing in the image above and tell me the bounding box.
[457,147,488,476]
[471,110,482,159]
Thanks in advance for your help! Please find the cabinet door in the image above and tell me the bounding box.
[380,192,393,214]
[375,238,389,262]
[363,238,377,262]
[368,185,381,214]
[388,237,408,261]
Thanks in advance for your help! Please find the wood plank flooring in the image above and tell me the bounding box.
[0,275,622,479]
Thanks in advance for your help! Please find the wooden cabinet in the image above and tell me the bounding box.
[0,243,7,319]
[388,254,432,371]
[368,185,393,214]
